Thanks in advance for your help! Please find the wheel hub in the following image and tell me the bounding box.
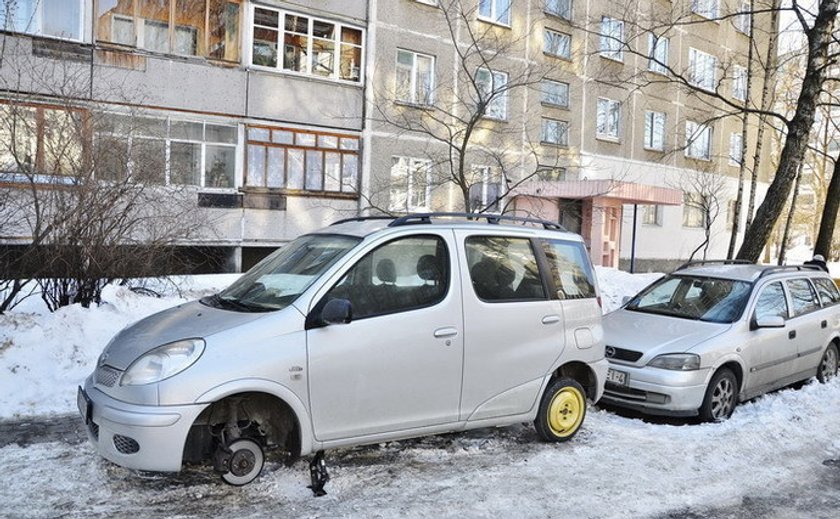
[230,448,256,477]
[547,388,584,437]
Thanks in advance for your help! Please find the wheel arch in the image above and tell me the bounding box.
[190,379,314,458]
[552,361,598,401]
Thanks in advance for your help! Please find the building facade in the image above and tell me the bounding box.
[0,0,777,273]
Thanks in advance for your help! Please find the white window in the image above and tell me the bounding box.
[732,65,747,101]
[396,50,435,105]
[599,17,624,61]
[0,0,86,41]
[541,118,569,146]
[640,205,662,226]
[596,98,621,139]
[691,0,719,19]
[469,165,502,213]
[683,193,706,228]
[644,111,666,151]
[390,157,431,211]
[542,80,569,108]
[729,132,744,166]
[478,0,511,25]
[544,29,571,59]
[476,68,509,120]
[688,48,717,92]
[249,5,364,83]
[647,34,669,74]
[726,199,737,230]
[685,120,712,160]
[735,0,751,34]
[545,0,572,20]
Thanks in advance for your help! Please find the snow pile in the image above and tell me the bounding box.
[595,267,663,313]
[0,275,240,419]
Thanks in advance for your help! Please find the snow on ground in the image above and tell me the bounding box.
[0,275,240,419]
[595,267,662,313]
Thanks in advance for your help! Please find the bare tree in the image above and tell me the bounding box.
[0,36,214,311]
[669,169,728,261]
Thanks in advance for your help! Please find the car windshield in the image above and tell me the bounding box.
[625,275,752,323]
[206,234,361,312]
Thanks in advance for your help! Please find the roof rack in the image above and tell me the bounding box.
[387,212,567,231]
[757,264,822,279]
[329,216,396,226]
[675,259,754,271]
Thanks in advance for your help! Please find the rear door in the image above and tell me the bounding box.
[456,231,564,421]
[787,278,831,375]
[307,231,463,441]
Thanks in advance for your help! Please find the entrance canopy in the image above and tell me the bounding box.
[513,180,683,206]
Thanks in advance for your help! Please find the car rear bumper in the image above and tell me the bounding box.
[80,376,208,472]
[599,363,711,415]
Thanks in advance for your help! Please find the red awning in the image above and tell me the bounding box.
[512,180,683,205]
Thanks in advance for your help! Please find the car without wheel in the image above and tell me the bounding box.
[77,213,608,488]
[601,261,840,421]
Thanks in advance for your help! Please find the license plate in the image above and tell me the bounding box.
[77,386,91,424]
[607,368,628,386]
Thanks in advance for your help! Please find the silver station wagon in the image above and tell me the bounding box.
[78,213,607,489]
[601,261,840,421]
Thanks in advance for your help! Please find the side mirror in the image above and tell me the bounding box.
[321,298,352,325]
[754,315,785,329]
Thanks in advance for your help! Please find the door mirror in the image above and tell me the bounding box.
[322,298,352,325]
[754,315,785,329]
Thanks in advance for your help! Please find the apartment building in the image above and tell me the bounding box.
[365,0,776,270]
[0,0,777,274]
[0,0,367,271]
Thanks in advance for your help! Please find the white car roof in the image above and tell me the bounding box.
[675,264,828,282]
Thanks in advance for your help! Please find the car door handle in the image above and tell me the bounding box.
[822,320,828,329]
[434,327,458,338]
[789,330,797,339]
[541,315,561,325]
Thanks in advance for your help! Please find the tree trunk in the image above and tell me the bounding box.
[814,153,840,258]
[727,0,758,259]
[745,0,781,230]
[736,0,839,261]
[778,162,804,265]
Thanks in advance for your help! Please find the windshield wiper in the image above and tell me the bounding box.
[203,294,271,313]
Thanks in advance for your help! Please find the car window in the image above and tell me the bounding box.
[754,281,788,321]
[541,239,596,300]
[786,278,820,316]
[813,278,840,306]
[465,236,546,302]
[324,235,449,319]
[626,275,752,323]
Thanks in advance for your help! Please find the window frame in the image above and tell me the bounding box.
[545,0,573,21]
[478,0,512,27]
[685,120,712,160]
[729,132,744,166]
[544,28,572,59]
[541,117,570,146]
[475,68,509,120]
[640,204,663,226]
[691,0,719,19]
[541,79,570,108]
[647,33,669,75]
[752,281,791,322]
[395,49,436,106]
[786,278,822,317]
[390,156,432,212]
[1,0,88,42]
[732,65,747,101]
[814,278,840,307]
[688,48,718,93]
[643,110,666,151]
[682,192,707,228]
[469,165,503,213]
[596,97,621,140]
[599,16,624,62]
[465,235,549,303]
[247,3,365,84]
[540,238,597,301]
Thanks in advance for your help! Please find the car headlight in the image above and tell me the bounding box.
[647,353,701,371]
[121,339,205,386]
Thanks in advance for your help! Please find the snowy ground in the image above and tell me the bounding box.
[1,267,839,518]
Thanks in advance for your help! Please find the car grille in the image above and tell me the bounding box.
[605,384,668,404]
[605,346,643,362]
[113,434,140,455]
[95,365,121,387]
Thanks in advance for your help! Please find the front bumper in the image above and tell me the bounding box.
[80,376,208,472]
[598,362,711,416]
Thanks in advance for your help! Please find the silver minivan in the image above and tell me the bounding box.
[78,213,607,489]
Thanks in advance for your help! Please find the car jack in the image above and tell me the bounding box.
[308,450,330,497]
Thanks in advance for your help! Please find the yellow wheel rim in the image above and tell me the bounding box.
[547,387,585,437]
